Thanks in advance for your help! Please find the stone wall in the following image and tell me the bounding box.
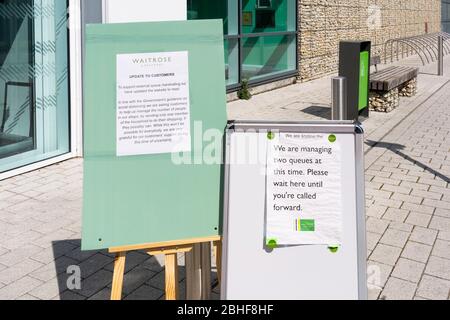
[298,0,442,81]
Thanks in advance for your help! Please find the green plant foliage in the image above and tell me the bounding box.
[238,79,252,100]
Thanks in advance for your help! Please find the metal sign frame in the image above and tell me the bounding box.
[221,120,367,300]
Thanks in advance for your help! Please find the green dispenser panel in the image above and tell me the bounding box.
[358,51,369,111]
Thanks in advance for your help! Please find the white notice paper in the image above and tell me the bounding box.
[116,51,191,156]
[266,132,343,246]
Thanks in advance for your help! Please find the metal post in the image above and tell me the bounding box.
[331,76,347,121]
[438,35,444,76]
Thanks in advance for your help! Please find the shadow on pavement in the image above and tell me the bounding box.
[52,239,169,300]
[299,105,331,120]
[51,240,219,300]
[365,140,450,183]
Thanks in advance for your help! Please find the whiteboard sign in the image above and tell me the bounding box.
[222,121,367,300]
[266,132,343,246]
[116,51,191,157]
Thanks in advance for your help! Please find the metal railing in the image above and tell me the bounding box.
[384,32,450,66]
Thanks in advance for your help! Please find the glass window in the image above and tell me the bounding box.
[444,1,450,33]
[443,1,450,20]
[187,0,238,35]
[444,22,450,33]
[225,39,239,85]
[188,0,298,88]
[242,35,296,81]
[0,0,70,173]
[242,0,296,34]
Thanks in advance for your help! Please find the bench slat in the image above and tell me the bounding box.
[370,66,418,91]
[372,66,416,80]
[374,66,410,81]
[371,67,406,82]
[372,66,418,78]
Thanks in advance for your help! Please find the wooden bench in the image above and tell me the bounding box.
[369,65,419,113]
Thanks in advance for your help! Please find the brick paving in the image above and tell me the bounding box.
[364,78,450,300]
[0,55,449,299]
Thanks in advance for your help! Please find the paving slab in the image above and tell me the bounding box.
[2,54,450,300]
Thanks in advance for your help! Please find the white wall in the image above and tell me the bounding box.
[104,0,187,23]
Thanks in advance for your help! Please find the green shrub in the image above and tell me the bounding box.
[237,79,252,100]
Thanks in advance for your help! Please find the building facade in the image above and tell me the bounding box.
[299,0,442,81]
[0,0,443,178]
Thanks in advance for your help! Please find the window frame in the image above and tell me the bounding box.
[225,0,299,92]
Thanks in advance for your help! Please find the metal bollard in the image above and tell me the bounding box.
[438,35,444,76]
[331,76,348,120]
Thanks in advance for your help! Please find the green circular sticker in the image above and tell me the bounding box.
[328,246,339,253]
[267,239,278,249]
[328,134,337,143]
[267,132,275,140]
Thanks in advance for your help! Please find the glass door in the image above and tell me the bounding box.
[0,0,70,173]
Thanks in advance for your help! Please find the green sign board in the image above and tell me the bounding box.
[358,51,369,111]
[82,20,227,250]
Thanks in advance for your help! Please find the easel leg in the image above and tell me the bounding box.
[165,253,179,300]
[186,243,202,300]
[201,242,212,300]
[111,252,126,300]
[214,240,222,287]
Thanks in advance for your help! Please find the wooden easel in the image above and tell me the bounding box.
[109,236,222,300]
